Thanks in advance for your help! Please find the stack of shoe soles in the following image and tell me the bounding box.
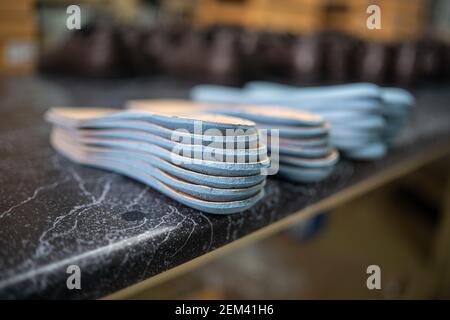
[45,107,270,214]
[190,82,413,160]
[128,100,339,183]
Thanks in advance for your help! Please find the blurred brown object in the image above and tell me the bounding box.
[109,0,139,23]
[238,32,293,82]
[290,34,323,84]
[117,26,162,76]
[194,0,252,28]
[204,28,241,84]
[417,39,443,82]
[238,31,265,82]
[258,33,293,79]
[0,0,35,11]
[157,29,209,79]
[0,0,37,75]
[194,0,327,34]
[246,0,326,34]
[160,0,199,27]
[355,41,390,84]
[158,27,241,84]
[40,24,123,78]
[322,32,357,83]
[39,22,450,85]
[392,42,419,87]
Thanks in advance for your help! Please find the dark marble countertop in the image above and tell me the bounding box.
[0,76,449,299]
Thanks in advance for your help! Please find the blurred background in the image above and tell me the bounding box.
[2,0,450,300]
[1,0,450,86]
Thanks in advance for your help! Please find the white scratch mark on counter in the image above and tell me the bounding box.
[34,177,112,258]
[0,180,66,219]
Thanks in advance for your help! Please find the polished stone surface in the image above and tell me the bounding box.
[0,76,449,299]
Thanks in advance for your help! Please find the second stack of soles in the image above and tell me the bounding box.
[190,82,413,160]
[127,100,339,183]
[45,107,269,214]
